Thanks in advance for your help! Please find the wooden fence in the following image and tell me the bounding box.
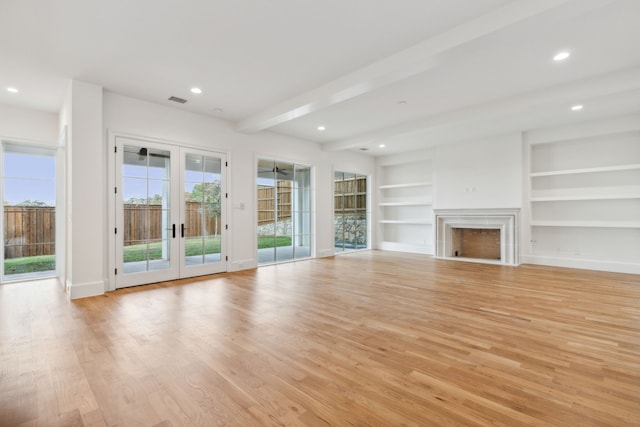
[3,206,55,259]
[257,181,292,225]
[257,176,367,225]
[3,203,223,257]
[334,176,367,212]
[124,202,221,244]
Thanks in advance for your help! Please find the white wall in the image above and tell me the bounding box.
[59,81,105,298]
[103,92,375,279]
[433,133,522,209]
[0,103,58,143]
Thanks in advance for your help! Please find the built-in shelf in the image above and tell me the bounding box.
[378,182,432,189]
[378,199,433,206]
[379,219,433,225]
[530,194,640,202]
[377,158,434,255]
[525,125,640,274]
[531,220,640,229]
[530,163,640,177]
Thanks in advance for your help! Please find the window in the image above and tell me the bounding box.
[2,143,57,281]
[334,171,367,252]
[257,160,312,264]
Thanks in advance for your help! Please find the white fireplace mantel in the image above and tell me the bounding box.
[434,208,520,265]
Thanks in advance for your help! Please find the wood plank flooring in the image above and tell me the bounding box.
[1,251,639,426]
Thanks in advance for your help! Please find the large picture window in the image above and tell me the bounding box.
[257,160,312,264]
[334,171,367,252]
[2,143,57,281]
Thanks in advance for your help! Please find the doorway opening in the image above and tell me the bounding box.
[113,136,227,289]
[2,143,57,282]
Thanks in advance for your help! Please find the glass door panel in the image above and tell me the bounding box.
[293,164,311,260]
[275,173,293,262]
[333,171,368,252]
[122,146,173,275]
[257,159,276,264]
[116,139,179,288]
[180,149,226,277]
[257,159,312,265]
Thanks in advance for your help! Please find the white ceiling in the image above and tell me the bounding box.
[1,0,639,155]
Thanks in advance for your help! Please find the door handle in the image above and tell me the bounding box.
[172,223,176,238]
[181,223,185,238]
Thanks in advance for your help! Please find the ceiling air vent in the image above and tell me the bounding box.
[168,96,187,104]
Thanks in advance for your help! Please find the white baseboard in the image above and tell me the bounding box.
[317,249,334,258]
[521,255,640,275]
[68,280,105,299]
[229,259,258,272]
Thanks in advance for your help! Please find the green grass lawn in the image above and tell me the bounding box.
[124,236,292,261]
[4,236,294,273]
[4,254,56,275]
[123,238,224,262]
[258,236,292,249]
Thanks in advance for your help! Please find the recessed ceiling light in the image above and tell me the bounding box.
[553,51,570,61]
[571,104,584,111]
[397,100,407,105]
[190,87,202,94]
[7,87,18,93]
[317,125,326,131]
[379,144,386,148]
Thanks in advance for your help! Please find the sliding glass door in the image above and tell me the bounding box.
[257,159,312,264]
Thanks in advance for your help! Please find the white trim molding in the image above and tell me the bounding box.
[435,208,520,266]
[68,280,105,300]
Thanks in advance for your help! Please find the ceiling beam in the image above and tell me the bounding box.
[236,0,577,133]
[321,67,640,152]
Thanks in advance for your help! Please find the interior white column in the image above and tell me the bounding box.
[61,80,105,298]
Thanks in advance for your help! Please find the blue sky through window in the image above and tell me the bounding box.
[3,152,56,206]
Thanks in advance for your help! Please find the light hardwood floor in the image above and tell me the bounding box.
[1,251,639,426]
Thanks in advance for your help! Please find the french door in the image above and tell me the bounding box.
[114,137,226,288]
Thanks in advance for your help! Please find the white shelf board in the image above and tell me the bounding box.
[378,182,432,189]
[530,220,640,229]
[530,194,640,202]
[379,200,433,206]
[379,219,433,225]
[530,163,640,177]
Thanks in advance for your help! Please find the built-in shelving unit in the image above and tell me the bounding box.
[524,123,640,274]
[376,154,434,254]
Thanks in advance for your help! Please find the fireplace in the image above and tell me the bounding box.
[434,208,519,265]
